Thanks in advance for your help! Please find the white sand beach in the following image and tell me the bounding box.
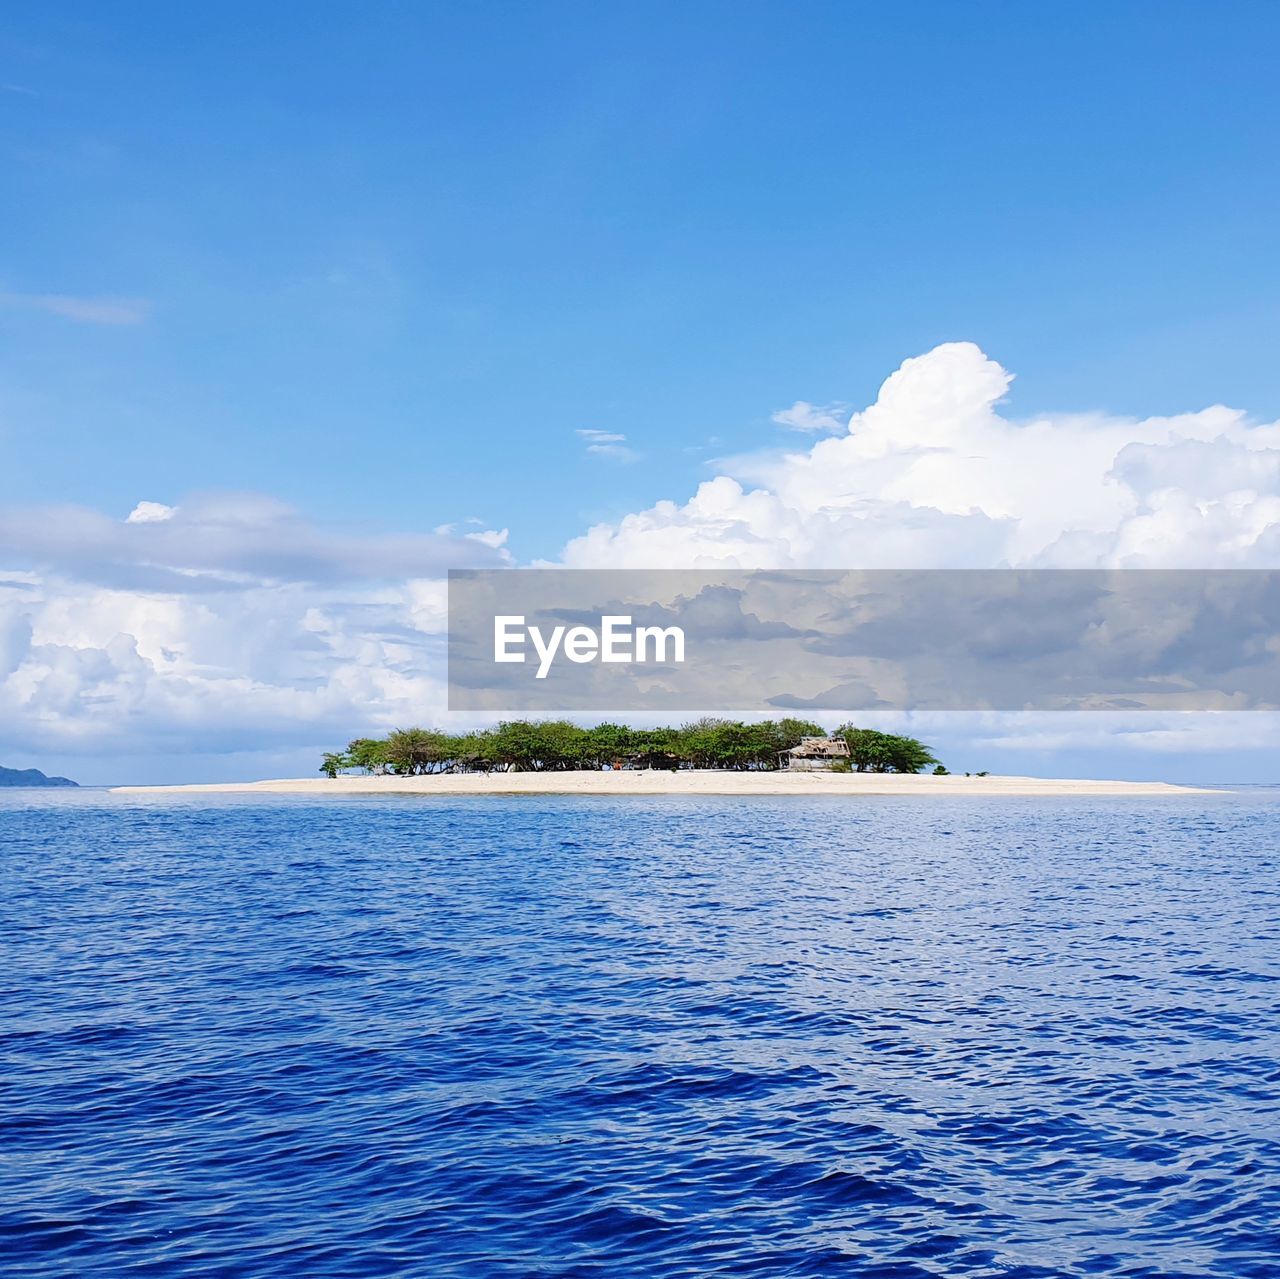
[113,772,1215,797]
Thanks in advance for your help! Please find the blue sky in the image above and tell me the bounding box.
[3,3,1280,783]
[5,2,1280,558]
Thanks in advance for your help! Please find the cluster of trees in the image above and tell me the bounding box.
[839,728,941,775]
[321,719,942,777]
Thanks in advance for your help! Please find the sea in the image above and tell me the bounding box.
[1,788,1277,1278]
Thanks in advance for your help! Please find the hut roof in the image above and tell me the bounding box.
[787,736,850,758]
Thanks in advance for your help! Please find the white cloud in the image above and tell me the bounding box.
[974,711,1280,756]
[0,292,151,326]
[6,341,1280,779]
[771,400,848,433]
[465,527,510,549]
[0,495,511,768]
[562,342,1280,570]
[0,491,510,592]
[126,501,176,524]
[0,573,452,760]
[548,343,1280,779]
[577,428,639,462]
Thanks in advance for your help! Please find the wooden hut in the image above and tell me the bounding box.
[779,736,850,771]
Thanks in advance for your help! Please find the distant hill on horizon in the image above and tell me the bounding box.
[0,765,78,788]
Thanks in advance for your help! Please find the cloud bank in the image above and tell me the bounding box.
[5,342,1280,779]
[0,496,507,768]
[563,343,1280,570]
[0,492,508,593]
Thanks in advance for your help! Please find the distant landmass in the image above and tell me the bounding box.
[0,766,78,788]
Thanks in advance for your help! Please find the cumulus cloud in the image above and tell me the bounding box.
[0,575,454,762]
[562,342,1280,570]
[126,501,176,524]
[0,496,509,765]
[550,343,1280,781]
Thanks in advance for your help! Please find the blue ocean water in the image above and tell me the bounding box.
[1,791,1278,1278]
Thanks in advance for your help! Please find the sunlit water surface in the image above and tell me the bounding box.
[1,790,1277,1277]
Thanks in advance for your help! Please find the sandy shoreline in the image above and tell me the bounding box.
[112,772,1216,798]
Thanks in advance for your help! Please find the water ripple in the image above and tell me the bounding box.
[1,790,1278,1277]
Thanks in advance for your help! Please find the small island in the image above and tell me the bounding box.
[0,765,78,788]
[319,720,945,778]
[112,720,1213,797]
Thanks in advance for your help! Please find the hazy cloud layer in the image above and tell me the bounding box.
[577,428,639,462]
[0,291,151,325]
[771,400,849,433]
[0,493,508,592]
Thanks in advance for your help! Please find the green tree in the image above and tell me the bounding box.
[834,726,891,772]
[346,737,390,773]
[450,730,497,773]
[488,720,588,771]
[320,751,347,779]
[529,720,588,770]
[881,734,939,773]
[385,727,456,774]
[630,726,681,770]
[776,718,825,750]
[677,717,732,769]
[834,725,940,773]
[584,722,634,769]
[323,719,942,776]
